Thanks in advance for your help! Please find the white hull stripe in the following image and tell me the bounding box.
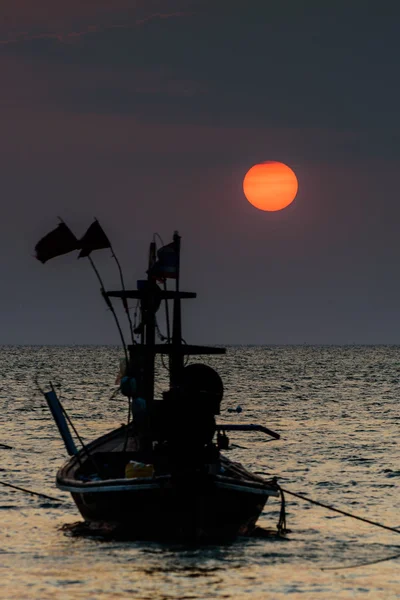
[215,482,279,496]
[57,480,279,496]
[58,482,161,493]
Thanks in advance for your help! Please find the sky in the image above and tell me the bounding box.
[1,1,400,345]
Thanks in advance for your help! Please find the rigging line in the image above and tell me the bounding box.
[87,255,128,365]
[110,245,135,345]
[279,486,400,536]
[182,337,189,366]
[122,397,131,452]
[0,480,66,503]
[322,551,400,571]
[163,279,171,341]
[133,299,140,332]
[160,350,170,373]
[108,387,121,401]
[155,317,167,341]
[154,232,164,247]
[154,317,170,372]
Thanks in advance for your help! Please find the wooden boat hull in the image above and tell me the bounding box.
[56,426,279,542]
[61,478,272,542]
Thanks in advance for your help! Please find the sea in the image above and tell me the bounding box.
[1,345,399,600]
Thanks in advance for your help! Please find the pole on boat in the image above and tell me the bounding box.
[170,231,182,387]
[44,385,78,456]
[86,217,135,346]
[109,244,135,346]
[87,255,129,366]
[153,233,171,344]
[44,382,105,478]
[143,241,157,408]
[216,423,280,440]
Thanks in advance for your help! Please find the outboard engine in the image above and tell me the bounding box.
[157,364,224,458]
[180,363,224,416]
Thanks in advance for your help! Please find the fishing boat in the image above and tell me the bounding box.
[38,225,283,542]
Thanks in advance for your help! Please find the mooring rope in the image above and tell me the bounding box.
[321,551,400,570]
[272,482,400,569]
[0,480,66,503]
[277,485,400,536]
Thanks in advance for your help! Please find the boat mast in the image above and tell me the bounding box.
[143,241,157,407]
[170,232,183,388]
[105,231,226,418]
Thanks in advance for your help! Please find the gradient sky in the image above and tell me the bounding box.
[1,1,400,344]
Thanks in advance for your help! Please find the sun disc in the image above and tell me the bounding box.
[243,161,298,211]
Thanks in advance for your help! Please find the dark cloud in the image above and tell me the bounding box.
[0,0,194,38]
[2,2,400,135]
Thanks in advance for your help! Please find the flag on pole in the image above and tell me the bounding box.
[34,222,79,263]
[78,220,111,258]
[149,241,178,280]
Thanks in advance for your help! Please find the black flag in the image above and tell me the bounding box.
[78,220,111,258]
[35,222,79,263]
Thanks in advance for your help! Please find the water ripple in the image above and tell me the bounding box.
[0,345,399,599]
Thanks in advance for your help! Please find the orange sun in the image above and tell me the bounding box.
[243,161,298,211]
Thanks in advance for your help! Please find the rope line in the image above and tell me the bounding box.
[322,552,400,570]
[279,485,400,536]
[0,480,66,503]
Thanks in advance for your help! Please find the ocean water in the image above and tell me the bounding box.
[0,345,399,600]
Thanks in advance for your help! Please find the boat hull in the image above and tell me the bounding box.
[56,426,279,542]
[61,476,273,542]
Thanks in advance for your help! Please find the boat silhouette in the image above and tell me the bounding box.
[39,228,282,542]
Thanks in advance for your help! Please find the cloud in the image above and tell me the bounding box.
[1,2,400,136]
[0,12,190,46]
[0,0,197,42]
